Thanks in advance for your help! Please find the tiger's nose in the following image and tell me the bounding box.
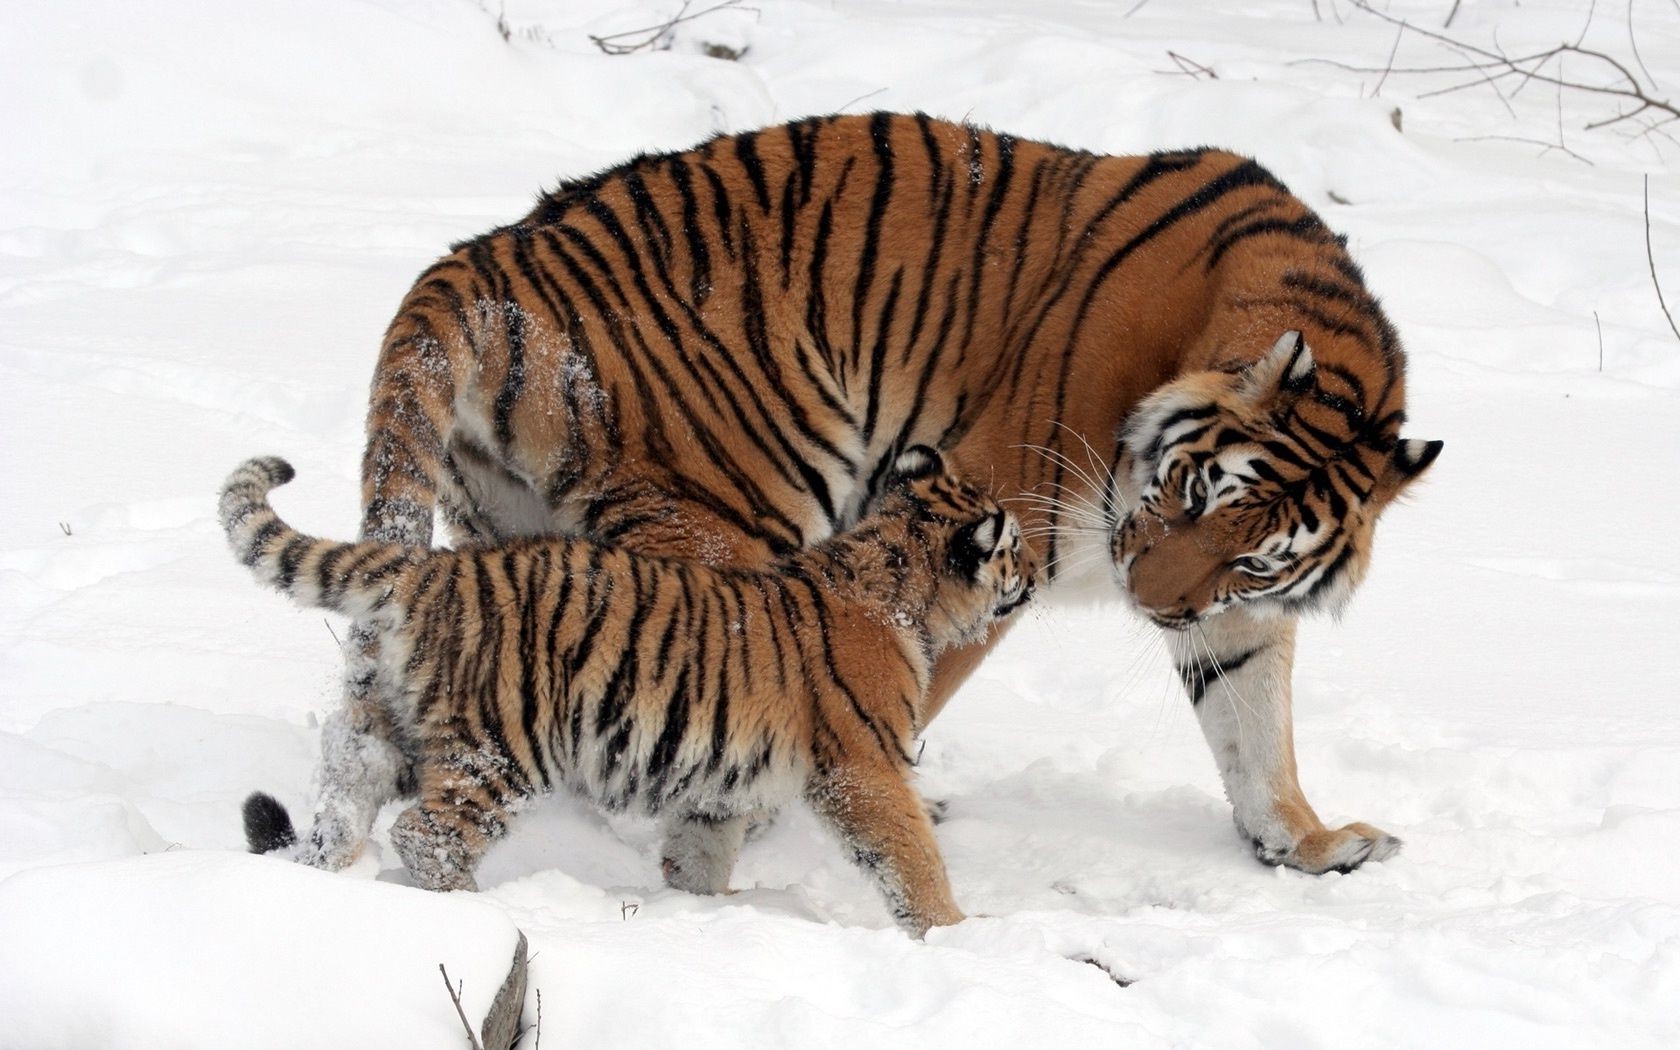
[1148,605,1199,630]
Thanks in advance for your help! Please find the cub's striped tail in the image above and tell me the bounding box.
[219,456,421,622]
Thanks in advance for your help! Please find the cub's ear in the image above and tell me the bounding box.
[892,445,946,480]
[1372,438,1444,503]
[1240,330,1316,403]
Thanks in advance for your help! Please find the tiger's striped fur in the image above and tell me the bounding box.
[224,449,1031,936]
[304,112,1439,881]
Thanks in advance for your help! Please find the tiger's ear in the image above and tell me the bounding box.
[893,445,946,480]
[1240,330,1316,403]
[1371,438,1444,503]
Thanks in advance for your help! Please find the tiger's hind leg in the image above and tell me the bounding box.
[807,761,964,938]
[659,811,751,895]
[294,698,414,870]
[294,323,453,869]
[1170,610,1402,875]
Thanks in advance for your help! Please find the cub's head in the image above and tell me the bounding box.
[880,445,1036,648]
[1110,331,1441,629]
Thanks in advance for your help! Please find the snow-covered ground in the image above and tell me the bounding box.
[4,0,1678,1046]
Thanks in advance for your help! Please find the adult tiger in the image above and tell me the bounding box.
[299,112,1438,883]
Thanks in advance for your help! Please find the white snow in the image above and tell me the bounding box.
[3,0,1678,1047]
[0,852,523,1050]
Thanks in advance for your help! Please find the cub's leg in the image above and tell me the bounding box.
[659,811,751,895]
[807,761,964,938]
[389,744,527,893]
[294,700,413,870]
[1169,610,1401,875]
[579,484,787,894]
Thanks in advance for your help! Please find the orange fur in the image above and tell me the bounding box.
[289,113,1438,879]
[226,450,1032,934]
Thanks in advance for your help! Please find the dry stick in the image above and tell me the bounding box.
[1308,0,1680,133]
[1595,310,1605,371]
[588,0,755,56]
[439,964,487,1050]
[1444,0,1462,29]
[836,86,888,112]
[1647,174,1680,343]
[1627,0,1660,92]
[1373,16,1407,97]
[1450,133,1594,164]
[1164,50,1218,80]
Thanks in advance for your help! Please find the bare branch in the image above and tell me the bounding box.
[1297,1,1678,140]
[836,86,888,112]
[1646,174,1680,343]
[588,0,756,56]
[1161,51,1218,80]
[1374,17,1407,97]
[1443,0,1462,29]
[439,963,486,1050]
[1626,0,1660,92]
[1451,133,1595,165]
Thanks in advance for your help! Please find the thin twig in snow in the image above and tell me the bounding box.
[1450,133,1594,164]
[1646,174,1680,343]
[588,0,756,56]
[439,963,486,1050]
[1297,0,1679,137]
[1162,51,1218,80]
[1594,310,1604,371]
[324,618,341,647]
[836,86,888,112]
[1627,0,1659,91]
[1373,16,1407,97]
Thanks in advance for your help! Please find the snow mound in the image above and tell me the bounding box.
[0,851,522,1050]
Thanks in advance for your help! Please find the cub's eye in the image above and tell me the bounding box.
[1184,476,1208,518]
[1231,555,1274,576]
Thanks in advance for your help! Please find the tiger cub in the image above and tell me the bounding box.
[223,446,1032,936]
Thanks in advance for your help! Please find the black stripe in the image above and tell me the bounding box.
[1179,645,1264,705]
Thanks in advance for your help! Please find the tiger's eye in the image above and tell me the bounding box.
[1185,476,1208,517]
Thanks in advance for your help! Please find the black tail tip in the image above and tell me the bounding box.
[243,791,298,854]
[256,457,296,486]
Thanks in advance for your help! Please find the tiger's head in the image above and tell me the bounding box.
[879,445,1037,648]
[1109,331,1441,630]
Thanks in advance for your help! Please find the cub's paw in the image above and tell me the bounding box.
[1252,822,1402,875]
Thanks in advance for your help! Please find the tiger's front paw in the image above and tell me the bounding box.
[1252,821,1402,875]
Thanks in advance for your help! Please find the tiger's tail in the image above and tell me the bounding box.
[219,456,426,623]
[242,791,298,855]
[221,456,429,858]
